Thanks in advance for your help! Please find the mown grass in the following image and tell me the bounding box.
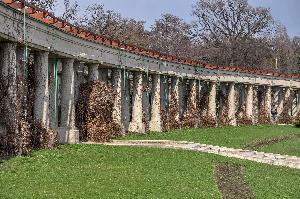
[258,137,300,157]
[0,144,299,199]
[122,125,300,151]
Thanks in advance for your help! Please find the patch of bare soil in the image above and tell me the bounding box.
[215,163,255,199]
[244,133,300,150]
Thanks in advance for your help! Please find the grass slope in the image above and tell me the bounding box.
[0,145,299,199]
[258,137,300,157]
[122,125,300,152]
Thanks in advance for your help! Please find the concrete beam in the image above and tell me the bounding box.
[0,4,299,88]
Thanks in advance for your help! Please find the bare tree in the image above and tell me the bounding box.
[149,14,194,58]
[61,0,80,24]
[192,0,274,67]
[26,0,57,13]
[270,24,298,72]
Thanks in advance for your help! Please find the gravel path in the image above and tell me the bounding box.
[84,140,300,169]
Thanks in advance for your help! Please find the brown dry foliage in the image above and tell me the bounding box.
[76,81,121,142]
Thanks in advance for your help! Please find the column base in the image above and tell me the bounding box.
[128,122,145,133]
[149,120,162,132]
[58,127,79,144]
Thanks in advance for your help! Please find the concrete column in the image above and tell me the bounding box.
[264,85,272,119]
[207,81,217,119]
[227,82,236,126]
[112,68,124,132]
[49,58,58,129]
[1,42,18,134]
[128,71,145,133]
[149,74,162,132]
[142,74,150,131]
[187,79,197,111]
[284,88,292,116]
[252,86,259,124]
[34,51,49,127]
[245,84,253,122]
[179,79,187,119]
[88,63,99,81]
[276,87,284,116]
[296,89,300,116]
[161,75,169,111]
[170,76,181,124]
[73,62,82,105]
[59,59,79,144]
[121,70,130,132]
[98,67,108,83]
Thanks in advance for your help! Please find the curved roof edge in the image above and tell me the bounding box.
[2,0,300,79]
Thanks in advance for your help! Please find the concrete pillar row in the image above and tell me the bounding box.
[34,51,49,127]
[128,71,145,133]
[149,74,162,132]
[88,63,99,81]
[58,59,79,144]
[207,81,217,119]
[245,84,254,122]
[227,82,236,126]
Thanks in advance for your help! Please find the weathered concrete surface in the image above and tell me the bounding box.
[149,74,162,132]
[59,59,79,144]
[112,68,124,132]
[121,70,130,132]
[0,42,18,135]
[0,3,299,88]
[100,140,300,170]
[128,71,145,133]
[170,76,181,124]
[34,51,49,127]
[88,63,99,82]
[142,74,150,130]
[228,82,236,126]
[245,84,253,122]
[207,81,217,120]
[49,58,58,129]
[264,86,272,119]
[98,68,108,83]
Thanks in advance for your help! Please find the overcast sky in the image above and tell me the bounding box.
[56,0,300,37]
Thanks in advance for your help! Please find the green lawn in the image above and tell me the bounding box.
[259,137,300,157]
[0,145,299,199]
[122,125,300,156]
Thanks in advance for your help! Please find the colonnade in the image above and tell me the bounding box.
[1,42,300,144]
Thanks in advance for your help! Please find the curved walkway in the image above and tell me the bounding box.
[84,140,300,169]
